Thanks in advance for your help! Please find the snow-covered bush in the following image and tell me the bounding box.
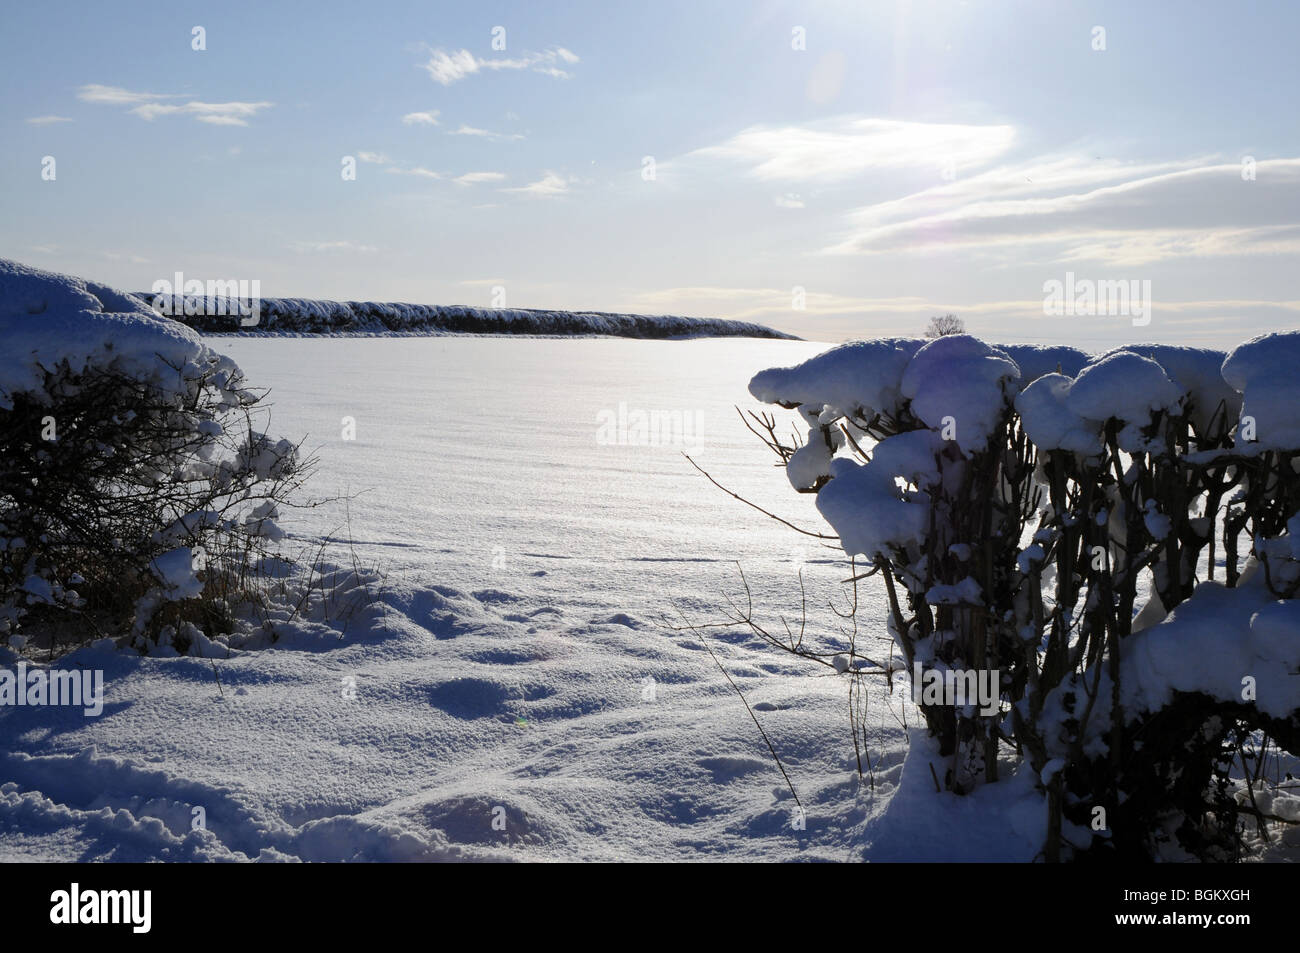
[748,332,1300,860]
[0,259,310,655]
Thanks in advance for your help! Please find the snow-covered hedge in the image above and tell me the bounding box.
[144,292,797,340]
[0,259,307,655]
[749,332,1300,860]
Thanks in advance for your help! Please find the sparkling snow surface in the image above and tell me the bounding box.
[2,337,990,862]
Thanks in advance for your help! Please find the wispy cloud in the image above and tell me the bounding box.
[289,240,378,254]
[385,166,442,179]
[454,171,507,186]
[684,116,1016,184]
[626,285,1300,346]
[421,47,579,85]
[678,115,1300,270]
[402,110,440,126]
[77,83,272,126]
[450,124,524,142]
[76,84,176,105]
[628,285,888,320]
[130,101,272,126]
[825,156,1300,265]
[25,115,73,125]
[503,171,569,196]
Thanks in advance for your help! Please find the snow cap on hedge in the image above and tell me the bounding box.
[1121,577,1300,720]
[1099,344,1238,436]
[748,338,925,420]
[1065,351,1184,424]
[0,257,232,408]
[996,343,1091,389]
[1014,352,1183,456]
[901,335,1020,455]
[1221,330,1300,450]
[1015,372,1105,456]
[815,429,944,560]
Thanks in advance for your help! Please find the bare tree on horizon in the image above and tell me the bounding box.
[924,313,966,338]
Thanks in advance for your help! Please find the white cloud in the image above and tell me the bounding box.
[625,285,1300,347]
[402,110,441,126]
[825,156,1300,265]
[289,240,378,254]
[76,84,177,105]
[25,115,73,125]
[386,166,442,179]
[685,116,1016,184]
[454,171,507,186]
[421,47,579,85]
[450,124,524,141]
[78,84,272,126]
[358,151,391,164]
[127,103,185,120]
[503,171,569,196]
[663,115,1300,269]
[129,100,272,126]
[183,101,273,125]
[423,49,480,85]
[627,285,895,320]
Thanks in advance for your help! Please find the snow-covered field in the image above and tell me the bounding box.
[4,336,1028,862]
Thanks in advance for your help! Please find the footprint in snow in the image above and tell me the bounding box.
[594,613,640,629]
[471,589,521,604]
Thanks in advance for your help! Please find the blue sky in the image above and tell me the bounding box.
[2,0,1298,346]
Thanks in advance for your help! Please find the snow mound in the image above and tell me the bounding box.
[1065,351,1184,424]
[1100,344,1238,436]
[996,343,1090,388]
[815,429,944,560]
[901,335,1020,454]
[748,338,925,419]
[1013,350,1187,456]
[785,426,838,491]
[748,338,1087,447]
[0,258,232,409]
[1122,572,1300,721]
[861,734,1046,861]
[1222,331,1300,449]
[1015,372,1104,455]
